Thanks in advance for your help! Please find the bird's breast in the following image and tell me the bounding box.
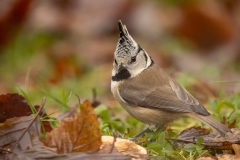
[111,80,127,105]
[111,81,183,126]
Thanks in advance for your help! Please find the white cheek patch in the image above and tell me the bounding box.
[130,67,146,78]
[111,69,118,92]
[145,51,152,67]
[130,50,152,78]
[111,80,117,92]
[112,69,116,76]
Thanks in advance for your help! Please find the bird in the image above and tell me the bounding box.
[111,20,231,139]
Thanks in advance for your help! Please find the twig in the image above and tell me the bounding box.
[10,97,46,151]
[109,132,117,153]
[91,88,101,107]
[2,148,15,160]
[92,88,97,102]
[0,148,14,153]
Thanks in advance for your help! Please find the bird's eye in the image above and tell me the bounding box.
[114,59,118,64]
[131,56,136,63]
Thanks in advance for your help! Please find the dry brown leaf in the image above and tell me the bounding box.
[0,93,32,123]
[42,100,102,154]
[174,127,240,150]
[9,151,130,160]
[197,152,240,160]
[216,154,240,160]
[0,115,40,152]
[232,144,240,158]
[0,93,51,132]
[100,136,147,160]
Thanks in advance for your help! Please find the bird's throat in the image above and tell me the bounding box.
[112,69,131,81]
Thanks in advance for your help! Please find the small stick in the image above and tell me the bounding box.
[109,132,117,153]
[0,148,14,153]
[92,88,97,102]
[10,97,46,151]
[91,88,101,107]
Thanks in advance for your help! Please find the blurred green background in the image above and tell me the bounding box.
[0,0,240,135]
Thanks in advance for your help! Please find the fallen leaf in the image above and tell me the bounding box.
[9,151,130,160]
[216,153,240,160]
[0,93,32,123]
[0,115,41,152]
[176,126,211,141]
[6,136,62,160]
[100,136,147,160]
[7,137,129,160]
[232,144,240,158]
[196,156,216,160]
[2,113,127,160]
[196,153,218,160]
[42,100,102,154]
[173,127,240,150]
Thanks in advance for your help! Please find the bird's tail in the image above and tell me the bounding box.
[188,114,231,136]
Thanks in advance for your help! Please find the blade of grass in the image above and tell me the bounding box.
[17,87,37,114]
[41,90,70,110]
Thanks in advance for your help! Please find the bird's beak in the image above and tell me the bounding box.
[117,64,126,72]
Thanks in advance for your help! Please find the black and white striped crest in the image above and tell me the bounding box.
[112,20,154,80]
[115,20,138,58]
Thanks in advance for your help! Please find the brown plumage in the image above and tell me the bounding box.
[115,63,230,136]
[111,20,230,137]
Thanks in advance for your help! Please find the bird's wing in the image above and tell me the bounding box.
[119,67,210,116]
[169,79,210,115]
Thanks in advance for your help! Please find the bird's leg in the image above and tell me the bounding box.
[128,128,151,141]
[128,125,156,141]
